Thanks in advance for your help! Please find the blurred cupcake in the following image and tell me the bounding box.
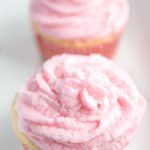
[30,0,129,59]
[11,54,146,150]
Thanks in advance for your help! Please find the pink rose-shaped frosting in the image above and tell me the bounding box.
[30,0,129,39]
[16,54,146,150]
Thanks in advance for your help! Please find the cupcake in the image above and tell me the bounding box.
[11,54,146,150]
[30,0,129,59]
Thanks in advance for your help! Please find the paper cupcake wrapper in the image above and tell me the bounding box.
[23,144,31,150]
[32,22,123,59]
[11,97,41,150]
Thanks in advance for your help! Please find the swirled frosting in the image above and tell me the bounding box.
[16,54,146,150]
[30,0,129,39]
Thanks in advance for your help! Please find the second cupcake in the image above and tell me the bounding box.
[30,0,129,59]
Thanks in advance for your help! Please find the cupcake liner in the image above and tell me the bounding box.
[32,23,123,59]
[11,97,41,150]
[23,144,31,150]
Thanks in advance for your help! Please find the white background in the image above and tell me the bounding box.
[0,0,150,149]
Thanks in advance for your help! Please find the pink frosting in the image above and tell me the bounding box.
[16,54,146,150]
[30,0,129,39]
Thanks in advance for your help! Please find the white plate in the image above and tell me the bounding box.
[0,0,150,149]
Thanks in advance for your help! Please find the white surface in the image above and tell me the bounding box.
[0,0,150,150]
